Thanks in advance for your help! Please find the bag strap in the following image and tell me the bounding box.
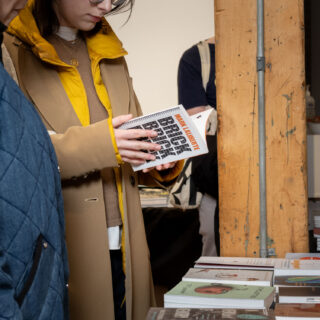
[197,41,211,90]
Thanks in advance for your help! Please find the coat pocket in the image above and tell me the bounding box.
[15,234,44,306]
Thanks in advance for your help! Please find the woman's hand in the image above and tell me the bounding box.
[142,161,177,173]
[112,114,161,165]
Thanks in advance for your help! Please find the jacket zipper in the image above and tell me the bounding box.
[15,234,43,306]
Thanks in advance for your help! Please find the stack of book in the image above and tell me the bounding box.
[314,215,320,251]
[272,253,320,319]
[153,255,320,319]
[164,257,276,310]
[138,186,170,208]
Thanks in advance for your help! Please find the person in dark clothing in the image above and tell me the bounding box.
[178,39,216,113]
[0,1,69,319]
[178,37,219,256]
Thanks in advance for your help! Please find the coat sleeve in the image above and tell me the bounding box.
[0,251,23,320]
[50,119,119,180]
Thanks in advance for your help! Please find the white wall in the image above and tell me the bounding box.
[108,0,214,114]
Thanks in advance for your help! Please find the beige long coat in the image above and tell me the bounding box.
[4,33,180,320]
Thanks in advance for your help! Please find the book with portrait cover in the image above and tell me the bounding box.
[146,307,275,320]
[120,105,214,171]
[275,303,320,319]
[163,281,275,309]
[182,268,273,286]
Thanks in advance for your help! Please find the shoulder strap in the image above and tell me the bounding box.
[1,42,18,83]
[3,33,23,85]
[197,41,211,90]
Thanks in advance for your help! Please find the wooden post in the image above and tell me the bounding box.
[215,0,308,257]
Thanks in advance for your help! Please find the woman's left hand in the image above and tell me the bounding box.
[142,161,177,173]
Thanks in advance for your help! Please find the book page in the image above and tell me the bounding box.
[120,105,209,171]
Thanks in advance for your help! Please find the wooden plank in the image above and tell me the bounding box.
[215,0,308,257]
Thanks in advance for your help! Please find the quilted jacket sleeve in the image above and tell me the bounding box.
[0,251,23,320]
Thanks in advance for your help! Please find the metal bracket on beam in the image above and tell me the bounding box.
[257,56,265,72]
[267,248,276,257]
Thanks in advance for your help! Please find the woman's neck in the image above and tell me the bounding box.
[56,26,79,41]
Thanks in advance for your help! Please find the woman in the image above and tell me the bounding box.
[4,0,182,319]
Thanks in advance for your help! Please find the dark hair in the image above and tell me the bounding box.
[33,0,134,38]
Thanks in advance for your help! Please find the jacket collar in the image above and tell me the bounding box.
[7,0,127,67]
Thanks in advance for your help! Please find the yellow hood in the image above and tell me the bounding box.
[8,0,127,67]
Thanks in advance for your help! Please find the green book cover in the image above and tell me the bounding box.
[165,281,275,301]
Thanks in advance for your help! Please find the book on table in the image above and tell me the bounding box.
[182,268,273,286]
[278,287,320,304]
[120,105,214,171]
[163,281,275,309]
[274,275,320,293]
[285,253,320,260]
[274,259,320,276]
[194,256,287,271]
[275,303,320,319]
[146,307,275,320]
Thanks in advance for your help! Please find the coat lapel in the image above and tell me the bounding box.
[19,47,130,131]
[19,46,81,133]
[100,59,130,118]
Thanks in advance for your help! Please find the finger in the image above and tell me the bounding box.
[121,156,146,165]
[119,149,157,162]
[117,128,158,140]
[112,114,133,128]
[118,139,161,152]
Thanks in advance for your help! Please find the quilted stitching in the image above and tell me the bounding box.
[0,65,68,319]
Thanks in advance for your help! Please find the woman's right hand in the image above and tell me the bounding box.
[112,114,161,165]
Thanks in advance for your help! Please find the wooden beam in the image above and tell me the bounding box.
[215,0,308,257]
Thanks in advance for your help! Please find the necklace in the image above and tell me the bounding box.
[51,34,83,67]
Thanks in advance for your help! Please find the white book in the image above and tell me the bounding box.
[274,259,320,276]
[182,268,273,286]
[195,256,288,271]
[278,287,320,304]
[285,253,320,260]
[120,105,214,171]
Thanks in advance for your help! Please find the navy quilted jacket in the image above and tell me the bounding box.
[0,64,69,319]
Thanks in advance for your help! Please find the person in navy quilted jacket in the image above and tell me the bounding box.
[0,1,69,319]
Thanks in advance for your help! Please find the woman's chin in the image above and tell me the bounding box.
[77,22,97,32]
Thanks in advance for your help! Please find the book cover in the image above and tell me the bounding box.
[275,303,320,319]
[164,281,275,309]
[182,268,273,286]
[146,307,275,320]
[120,105,212,171]
[274,276,320,288]
[278,287,320,304]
